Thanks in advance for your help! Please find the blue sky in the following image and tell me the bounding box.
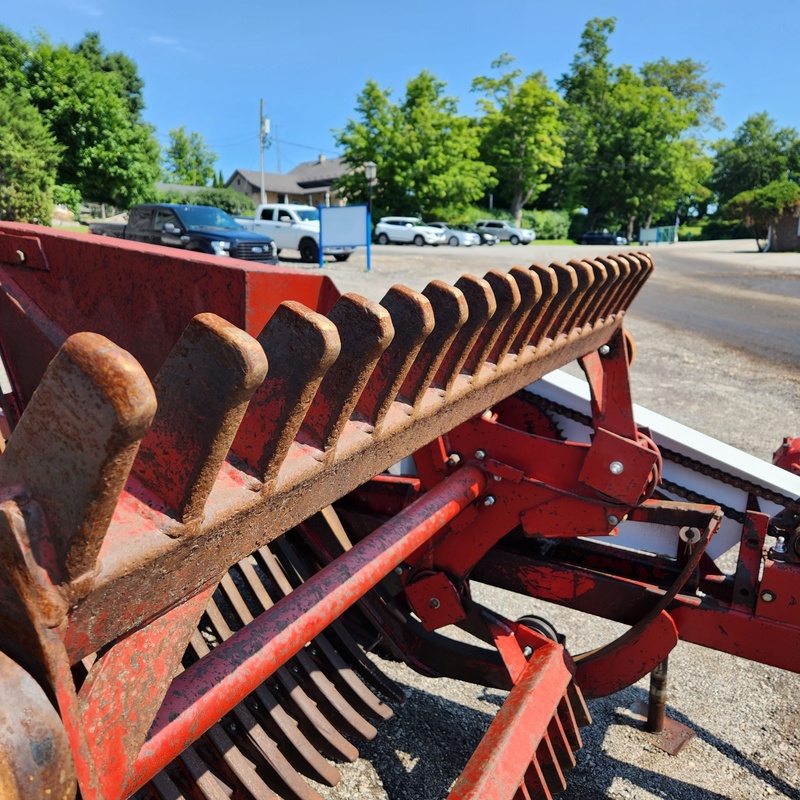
[4,1,799,181]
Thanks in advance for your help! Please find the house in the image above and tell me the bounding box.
[226,155,350,207]
[769,204,800,252]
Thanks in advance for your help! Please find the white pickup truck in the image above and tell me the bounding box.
[236,203,356,263]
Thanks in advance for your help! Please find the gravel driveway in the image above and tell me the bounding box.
[279,241,800,800]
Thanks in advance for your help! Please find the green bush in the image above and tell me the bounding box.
[523,210,570,240]
[696,218,752,240]
[53,184,82,217]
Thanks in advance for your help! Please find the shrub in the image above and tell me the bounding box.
[53,184,82,217]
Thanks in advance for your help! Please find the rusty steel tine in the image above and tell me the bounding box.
[355,285,435,430]
[523,759,553,800]
[300,294,393,452]
[462,270,520,376]
[176,743,233,800]
[535,734,567,794]
[493,267,543,362]
[203,598,359,763]
[528,263,572,344]
[627,251,655,307]
[557,696,582,751]
[593,256,623,320]
[189,630,325,800]
[599,255,633,319]
[133,313,267,525]
[562,260,596,333]
[397,281,468,410]
[513,784,533,800]
[218,572,379,741]
[547,713,576,771]
[150,769,190,799]
[574,258,609,328]
[0,331,156,589]
[617,254,648,311]
[567,681,592,727]
[257,541,393,722]
[434,275,496,393]
[232,301,340,484]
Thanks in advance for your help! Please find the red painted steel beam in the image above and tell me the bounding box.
[447,642,572,800]
[126,463,488,796]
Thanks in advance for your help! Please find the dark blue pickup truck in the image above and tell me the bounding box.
[89,203,279,264]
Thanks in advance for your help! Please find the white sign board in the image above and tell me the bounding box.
[319,205,369,247]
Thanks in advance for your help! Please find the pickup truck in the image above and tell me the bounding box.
[236,203,356,263]
[89,204,279,264]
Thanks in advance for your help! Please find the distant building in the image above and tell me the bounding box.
[226,155,349,207]
[769,204,800,252]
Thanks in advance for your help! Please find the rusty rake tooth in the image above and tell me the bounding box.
[299,294,393,452]
[567,681,592,727]
[523,758,553,800]
[232,301,340,484]
[573,258,609,328]
[557,695,582,751]
[189,631,325,800]
[562,260,597,333]
[150,768,191,799]
[0,331,155,589]
[133,313,267,525]
[355,285,434,430]
[203,597,359,764]
[535,733,567,794]
[462,270,520,377]
[593,256,623,321]
[218,570,379,742]
[491,267,543,362]
[173,743,233,800]
[397,281,468,410]
[599,255,632,319]
[617,253,650,311]
[434,275,496,393]
[547,713,576,771]
[527,264,571,345]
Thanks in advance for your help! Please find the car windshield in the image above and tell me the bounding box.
[177,206,242,232]
[295,208,319,222]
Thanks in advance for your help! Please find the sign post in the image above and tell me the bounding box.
[318,205,372,271]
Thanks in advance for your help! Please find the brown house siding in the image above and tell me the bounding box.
[770,206,800,252]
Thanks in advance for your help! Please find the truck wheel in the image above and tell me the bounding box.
[510,235,520,245]
[413,235,425,247]
[299,238,319,263]
[377,233,390,245]
[333,254,350,263]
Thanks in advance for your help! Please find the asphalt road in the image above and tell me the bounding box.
[279,239,800,800]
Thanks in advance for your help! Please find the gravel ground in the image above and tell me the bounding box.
[279,241,800,800]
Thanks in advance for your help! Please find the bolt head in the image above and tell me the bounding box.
[607,514,620,526]
[761,590,776,603]
[446,453,462,467]
[394,566,404,576]
[475,449,487,460]
[609,461,624,475]
[493,474,502,482]
[599,344,611,356]
[522,646,533,658]
[429,597,441,609]
[484,495,496,507]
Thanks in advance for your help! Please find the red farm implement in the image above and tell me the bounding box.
[0,222,797,799]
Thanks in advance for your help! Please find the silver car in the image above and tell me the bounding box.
[428,222,481,247]
[475,219,535,245]
[374,216,447,246]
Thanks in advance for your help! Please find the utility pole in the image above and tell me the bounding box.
[259,99,270,204]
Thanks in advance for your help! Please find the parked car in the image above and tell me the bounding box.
[451,223,499,246]
[577,230,628,245]
[475,219,535,245]
[89,204,279,264]
[427,222,481,247]
[374,216,447,246]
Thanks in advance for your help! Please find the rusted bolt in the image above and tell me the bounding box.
[15,249,26,263]
[607,514,620,526]
[446,453,461,467]
[484,495,496,507]
[599,344,611,356]
[429,597,440,609]
[475,449,487,460]
[609,461,624,475]
[761,590,776,603]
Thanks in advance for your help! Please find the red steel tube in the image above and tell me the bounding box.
[127,463,487,795]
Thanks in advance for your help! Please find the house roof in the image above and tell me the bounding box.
[226,157,349,196]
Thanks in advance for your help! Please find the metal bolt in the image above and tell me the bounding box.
[429,597,440,609]
[15,250,25,263]
[761,590,776,603]
[482,409,493,420]
[484,495,496,507]
[446,453,461,467]
[475,449,487,460]
[609,461,624,475]
[607,514,620,526]
[493,474,502,482]
[522,646,533,658]
[773,536,787,554]
[679,527,701,544]
[394,565,404,576]
[599,344,611,356]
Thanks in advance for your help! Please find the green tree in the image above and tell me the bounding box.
[711,113,800,206]
[724,179,800,251]
[163,126,218,186]
[0,87,61,222]
[334,71,495,217]
[472,55,565,225]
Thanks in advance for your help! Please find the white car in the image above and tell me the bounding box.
[428,222,481,247]
[374,216,447,246]
[475,219,536,245]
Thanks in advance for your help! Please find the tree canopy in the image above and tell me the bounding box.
[163,126,218,187]
[725,179,800,251]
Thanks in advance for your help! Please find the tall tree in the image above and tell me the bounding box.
[472,55,565,225]
[0,87,61,222]
[163,126,218,186]
[711,113,800,206]
[334,72,495,217]
[724,179,800,251]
